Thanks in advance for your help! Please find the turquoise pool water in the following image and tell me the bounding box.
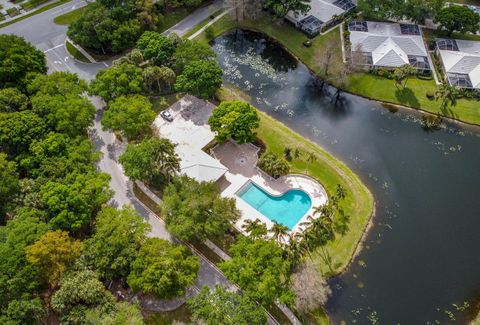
[238,182,312,230]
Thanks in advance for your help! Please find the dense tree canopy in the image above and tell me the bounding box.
[0,154,20,219]
[161,176,240,242]
[25,230,83,288]
[90,63,144,102]
[0,34,47,90]
[358,0,445,24]
[171,39,216,74]
[136,31,176,66]
[434,5,480,36]
[187,285,267,325]
[220,237,293,306]
[0,214,48,323]
[119,137,180,183]
[84,301,144,325]
[127,237,199,299]
[175,60,223,98]
[208,100,260,144]
[84,206,150,280]
[0,111,47,156]
[51,269,116,323]
[0,88,29,112]
[102,94,156,140]
[264,0,310,18]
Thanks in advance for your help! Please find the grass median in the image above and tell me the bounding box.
[0,0,71,28]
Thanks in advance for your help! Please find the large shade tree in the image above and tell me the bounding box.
[102,94,156,140]
[90,63,144,102]
[208,100,260,144]
[127,238,199,299]
[0,154,20,219]
[119,137,180,184]
[264,0,310,18]
[434,5,480,36]
[219,237,293,306]
[136,31,176,66]
[175,60,223,98]
[161,176,240,242]
[84,206,150,280]
[187,285,267,325]
[0,34,47,90]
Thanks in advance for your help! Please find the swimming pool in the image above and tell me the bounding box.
[237,182,312,230]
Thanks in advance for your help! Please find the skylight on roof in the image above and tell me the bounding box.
[348,21,368,32]
[332,0,355,11]
[437,39,459,51]
[400,24,420,35]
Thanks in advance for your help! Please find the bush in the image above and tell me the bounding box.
[303,40,312,48]
[204,26,214,40]
[6,7,21,17]
[426,91,435,100]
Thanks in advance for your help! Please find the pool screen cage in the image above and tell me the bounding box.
[299,15,324,35]
[333,0,356,11]
[400,24,421,35]
[408,56,431,71]
[437,39,459,51]
[447,73,473,88]
[348,21,368,32]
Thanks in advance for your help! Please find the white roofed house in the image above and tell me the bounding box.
[348,21,431,72]
[286,0,356,36]
[436,38,480,89]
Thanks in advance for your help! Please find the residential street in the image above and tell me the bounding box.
[0,0,243,305]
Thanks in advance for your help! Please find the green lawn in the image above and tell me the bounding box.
[53,4,89,25]
[150,93,185,112]
[183,8,225,39]
[196,13,480,126]
[144,305,192,325]
[65,40,90,63]
[157,6,198,33]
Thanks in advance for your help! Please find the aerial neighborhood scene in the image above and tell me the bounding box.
[1,0,480,324]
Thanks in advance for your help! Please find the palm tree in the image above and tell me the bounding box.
[335,184,347,201]
[270,221,289,246]
[435,84,460,110]
[242,219,267,240]
[151,139,180,183]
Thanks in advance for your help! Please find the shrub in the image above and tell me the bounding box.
[426,91,435,100]
[258,151,290,179]
[204,26,214,40]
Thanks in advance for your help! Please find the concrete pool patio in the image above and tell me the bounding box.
[154,95,328,235]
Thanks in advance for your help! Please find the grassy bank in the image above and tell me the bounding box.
[218,86,374,277]
[65,40,90,62]
[53,3,89,25]
[195,13,480,126]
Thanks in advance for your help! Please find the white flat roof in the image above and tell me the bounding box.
[153,95,228,183]
[350,21,428,68]
[437,38,480,89]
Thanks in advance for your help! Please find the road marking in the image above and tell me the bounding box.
[103,62,109,67]
[44,44,63,53]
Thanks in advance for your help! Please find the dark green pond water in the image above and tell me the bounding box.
[212,29,480,324]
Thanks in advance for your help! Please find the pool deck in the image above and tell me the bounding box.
[212,141,328,235]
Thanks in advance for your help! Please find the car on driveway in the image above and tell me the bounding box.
[160,110,174,122]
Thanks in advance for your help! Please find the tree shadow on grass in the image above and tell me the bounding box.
[394,87,420,108]
[438,103,459,120]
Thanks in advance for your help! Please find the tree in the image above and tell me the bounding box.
[0,297,47,325]
[25,230,83,289]
[102,94,155,140]
[39,171,112,232]
[290,262,331,314]
[136,31,176,66]
[175,60,223,98]
[127,238,199,299]
[0,154,20,219]
[220,237,293,306]
[0,111,47,156]
[258,151,290,179]
[161,176,240,242]
[27,71,88,97]
[403,0,444,24]
[270,222,289,246]
[264,0,310,18]
[315,36,338,78]
[208,101,260,144]
[357,0,404,21]
[0,34,47,90]
[241,218,268,240]
[84,301,144,325]
[119,137,180,183]
[90,63,144,102]
[84,206,150,280]
[224,0,263,22]
[171,39,216,74]
[143,66,176,94]
[187,285,267,325]
[0,88,29,112]
[51,269,116,323]
[434,5,480,36]
[435,83,460,109]
[0,214,48,320]
[393,64,417,89]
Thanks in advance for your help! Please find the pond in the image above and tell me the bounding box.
[212,29,480,324]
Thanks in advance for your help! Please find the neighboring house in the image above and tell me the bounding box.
[436,38,480,89]
[348,21,431,71]
[286,0,356,35]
